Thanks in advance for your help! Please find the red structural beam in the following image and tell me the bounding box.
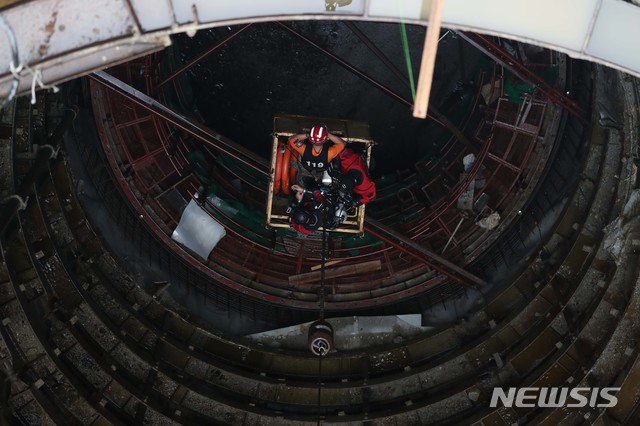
[458,32,587,123]
[280,22,478,152]
[90,70,269,176]
[157,24,252,89]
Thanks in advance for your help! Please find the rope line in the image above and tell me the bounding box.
[399,21,417,103]
[1,14,60,110]
[9,62,60,105]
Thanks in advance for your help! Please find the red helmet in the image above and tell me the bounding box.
[308,124,328,145]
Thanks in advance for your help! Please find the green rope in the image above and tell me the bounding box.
[399,22,417,103]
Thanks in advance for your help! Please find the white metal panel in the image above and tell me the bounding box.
[587,0,640,76]
[441,0,600,52]
[129,0,173,31]
[4,38,168,95]
[171,199,226,259]
[3,0,640,104]
[0,0,132,68]
[368,0,425,19]
[169,0,366,25]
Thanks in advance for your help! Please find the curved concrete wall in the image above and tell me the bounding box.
[1,0,640,101]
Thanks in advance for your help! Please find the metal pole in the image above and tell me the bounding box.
[157,24,252,89]
[442,216,464,254]
[91,70,269,176]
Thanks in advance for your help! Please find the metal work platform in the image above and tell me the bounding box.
[266,113,373,234]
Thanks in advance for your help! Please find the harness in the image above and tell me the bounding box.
[300,141,330,171]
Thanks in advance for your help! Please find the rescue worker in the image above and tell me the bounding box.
[329,147,376,209]
[288,124,346,184]
[288,183,326,235]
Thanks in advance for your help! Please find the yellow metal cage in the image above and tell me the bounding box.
[266,114,373,234]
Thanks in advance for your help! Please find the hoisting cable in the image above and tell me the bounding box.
[316,203,329,425]
[319,204,327,320]
[316,346,324,426]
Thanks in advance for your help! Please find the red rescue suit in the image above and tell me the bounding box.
[335,148,376,205]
